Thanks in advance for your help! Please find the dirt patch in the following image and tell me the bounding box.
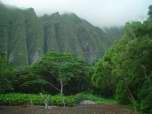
[0,105,135,114]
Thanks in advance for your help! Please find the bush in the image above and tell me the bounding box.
[0,93,44,105]
[51,95,77,106]
[0,93,116,106]
[75,93,116,104]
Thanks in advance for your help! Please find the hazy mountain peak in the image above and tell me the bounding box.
[0,5,122,65]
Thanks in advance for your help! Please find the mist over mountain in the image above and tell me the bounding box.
[0,2,123,66]
[1,0,151,27]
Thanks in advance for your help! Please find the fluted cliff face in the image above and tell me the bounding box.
[0,3,122,66]
[40,13,108,63]
[0,4,43,66]
[24,8,44,64]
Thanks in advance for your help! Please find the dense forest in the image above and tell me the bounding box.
[0,1,152,114]
[93,5,152,113]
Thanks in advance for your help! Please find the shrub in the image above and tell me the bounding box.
[0,93,44,105]
[0,93,116,106]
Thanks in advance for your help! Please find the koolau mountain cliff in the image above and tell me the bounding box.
[0,3,43,65]
[0,3,122,66]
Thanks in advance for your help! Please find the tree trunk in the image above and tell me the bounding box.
[60,79,65,107]
[44,102,48,109]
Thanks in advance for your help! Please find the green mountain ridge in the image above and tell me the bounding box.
[0,3,43,66]
[0,3,122,66]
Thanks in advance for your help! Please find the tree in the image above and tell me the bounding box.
[148,5,152,18]
[14,52,91,95]
[31,52,91,106]
[93,5,152,113]
[0,52,15,93]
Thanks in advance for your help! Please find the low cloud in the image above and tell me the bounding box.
[1,0,151,27]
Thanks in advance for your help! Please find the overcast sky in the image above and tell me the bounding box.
[1,0,151,27]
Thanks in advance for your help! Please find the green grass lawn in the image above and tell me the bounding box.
[0,93,117,106]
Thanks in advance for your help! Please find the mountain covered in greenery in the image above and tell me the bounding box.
[0,3,43,66]
[1,1,152,114]
[0,3,122,66]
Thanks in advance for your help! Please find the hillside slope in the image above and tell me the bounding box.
[0,3,122,65]
[0,3,43,66]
